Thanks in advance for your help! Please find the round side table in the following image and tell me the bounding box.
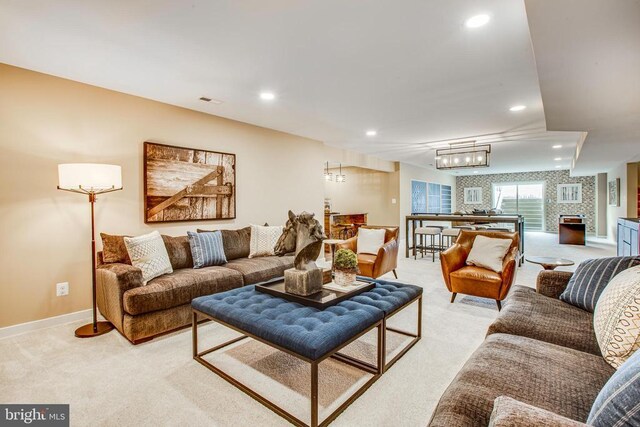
[526,256,575,270]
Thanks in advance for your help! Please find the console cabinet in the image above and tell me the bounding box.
[618,218,640,256]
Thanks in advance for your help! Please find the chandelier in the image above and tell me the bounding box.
[435,141,491,170]
[324,162,346,182]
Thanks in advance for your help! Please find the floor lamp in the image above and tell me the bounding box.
[57,163,123,338]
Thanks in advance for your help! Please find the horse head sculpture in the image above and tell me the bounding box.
[274,210,326,270]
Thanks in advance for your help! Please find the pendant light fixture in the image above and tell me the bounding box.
[324,161,333,181]
[335,163,346,183]
[435,141,491,170]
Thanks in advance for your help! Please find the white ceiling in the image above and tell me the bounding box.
[1,0,620,175]
[525,0,640,175]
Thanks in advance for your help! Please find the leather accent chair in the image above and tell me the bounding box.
[337,226,399,279]
[440,230,519,310]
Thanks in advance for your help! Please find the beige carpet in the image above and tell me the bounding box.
[0,232,615,426]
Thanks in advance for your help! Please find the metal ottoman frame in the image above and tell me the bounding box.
[191,293,422,427]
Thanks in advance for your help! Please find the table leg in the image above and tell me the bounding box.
[405,217,410,258]
[330,243,336,274]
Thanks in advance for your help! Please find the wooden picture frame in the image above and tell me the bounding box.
[557,183,582,204]
[144,141,236,223]
[608,178,620,207]
[463,187,483,204]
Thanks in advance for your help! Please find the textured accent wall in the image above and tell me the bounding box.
[456,170,596,233]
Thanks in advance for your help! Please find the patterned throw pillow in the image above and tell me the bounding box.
[187,231,227,268]
[249,224,283,258]
[588,347,640,426]
[559,256,640,312]
[124,231,173,284]
[198,226,251,260]
[594,265,640,368]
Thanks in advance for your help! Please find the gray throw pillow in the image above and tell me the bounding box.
[188,231,227,268]
[588,348,640,426]
[559,256,640,312]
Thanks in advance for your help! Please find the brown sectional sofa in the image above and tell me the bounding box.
[96,229,293,344]
[428,270,616,426]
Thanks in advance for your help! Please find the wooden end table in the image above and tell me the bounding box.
[526,256,575,270]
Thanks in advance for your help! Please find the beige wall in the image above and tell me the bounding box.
[606,162,639,241]
[0,64,324,328]
[324,166,400,226]
[399,163,457,243]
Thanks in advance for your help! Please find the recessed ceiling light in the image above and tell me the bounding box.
[465,14,490,28]
[555,165,562,168]
[554,157,562,161]
[473,171,479,174]
[509,105,526,112]
[366,130,377,137]
[552,144,562,149]
[259,92,275,101]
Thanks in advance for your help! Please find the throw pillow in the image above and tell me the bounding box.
[594,265,640,368]
[357,228,386,255]
[187,231,227,268]
[466,235,512,273]
[560,256,640,312]
[124,231,173,284]
[198,226,251,260]
[161,235,193,269]
[100,233,131,264]
[588,347,640,426]
[249,224,283,258]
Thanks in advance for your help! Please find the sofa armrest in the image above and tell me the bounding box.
[372,239,398,278]
[336,237,357,252]
[536,270,574,299]
[96,263,143,333]
[489,396,586,426]
[439,244,468,291]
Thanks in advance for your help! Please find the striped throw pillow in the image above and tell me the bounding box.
[588,347,640,426]
[559,256,640,312]
[187,231,227,268]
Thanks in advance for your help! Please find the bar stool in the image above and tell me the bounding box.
[414,227,442,262]
[441,228,460,248]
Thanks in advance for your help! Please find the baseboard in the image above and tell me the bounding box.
[0,309,92,340]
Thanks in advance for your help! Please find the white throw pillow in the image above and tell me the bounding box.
[124,230,173,285]
[357,228,386,255]
[594,265,640,369]
[249,224,283,258]
[466,235,512,273]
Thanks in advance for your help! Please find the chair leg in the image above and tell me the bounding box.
[392,269,398,279]
[414,232,417,260]
[431,235,435,262]
[496,300,502,311]
[450,292,457,303]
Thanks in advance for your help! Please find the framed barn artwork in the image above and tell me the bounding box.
[144,142,236,223]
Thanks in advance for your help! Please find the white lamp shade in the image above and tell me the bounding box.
[58,163,122,191]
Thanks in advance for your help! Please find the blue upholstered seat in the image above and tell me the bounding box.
[192,280,423,360]
[351,279,422,315]
[192,286,384,360]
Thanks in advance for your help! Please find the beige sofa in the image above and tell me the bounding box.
[96,227,293,343]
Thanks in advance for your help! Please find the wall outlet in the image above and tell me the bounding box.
[391,198,397,204]
[56,282,69,297]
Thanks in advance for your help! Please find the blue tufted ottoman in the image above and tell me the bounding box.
[191,280,422,427]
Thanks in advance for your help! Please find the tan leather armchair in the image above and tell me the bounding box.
[337,226,399,279]
[440,230,519,310]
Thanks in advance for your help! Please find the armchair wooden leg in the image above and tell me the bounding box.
[450,292,457,303]
[496,300,502,311]
[392,269,398,279]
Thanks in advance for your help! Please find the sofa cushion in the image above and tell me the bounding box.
[560,256,640,312]
[594,265,640,368]
[124,231,173,284]
[192,286,384,360]
[489,396,587,427]
[100,233,131,264]
[187,231,227,268]
[198,226,251,261]
[588,347,640,426]
[487,286,600,355]
[161,235,193,269]
[123,266,243,315]
[428,334,615,427]
[223,256,294,284]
